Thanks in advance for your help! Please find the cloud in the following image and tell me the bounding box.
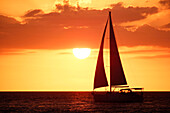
[161,23,170,30]
[0,49,37,55]
[162,23,170,28]
[23,9,44,17]
[56,52,72,55]
[54,2,159,24]
[115,24,170,47]
[0,15,19,25]
[0,3,169,50]
[25,2,158,26]
[110,2,158,23]
[159,0,170,9]
[135,54,170,59]
[119,46,170,59]
[121,49,170,54]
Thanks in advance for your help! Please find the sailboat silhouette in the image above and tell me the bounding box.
[92,12,143,102]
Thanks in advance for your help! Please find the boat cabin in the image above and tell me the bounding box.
[119,89,132,93]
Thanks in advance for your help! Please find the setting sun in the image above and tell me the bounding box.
[73,48,91,59]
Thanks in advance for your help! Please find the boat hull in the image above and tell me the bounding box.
[92,92,143,102]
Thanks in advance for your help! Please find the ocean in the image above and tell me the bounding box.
[0,92,169,112]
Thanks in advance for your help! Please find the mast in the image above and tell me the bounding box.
[109,12,112,92]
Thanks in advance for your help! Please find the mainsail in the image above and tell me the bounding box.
[94,20,108,89]
[109,12,127,86]
[94,12,127,90]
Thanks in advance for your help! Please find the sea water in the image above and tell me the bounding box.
[0,92,169,112]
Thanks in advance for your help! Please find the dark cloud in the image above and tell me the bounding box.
[159,0,170,9]
[162,23,170,28]
[110,2,158,23]
[121,49,170,54]
[25,2,158,26]
[134,54,170,59]
[54,2,158,25]
[0,15,19,25]
[0,52,26,55]
[0,3,169,50]
[114,24,170,47]
[23,9,43,17]
[56,1,78,12]
[0,49,36,55]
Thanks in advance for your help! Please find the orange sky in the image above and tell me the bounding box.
[0,0,170,91]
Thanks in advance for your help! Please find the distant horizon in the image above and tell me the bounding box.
[0,90,170,92]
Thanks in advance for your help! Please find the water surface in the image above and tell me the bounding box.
[0,92,169,112]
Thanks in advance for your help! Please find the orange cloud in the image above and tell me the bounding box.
[159,0,170,9]
[23,9,44,17]
[0,3,169,50]
[110,2,158,23]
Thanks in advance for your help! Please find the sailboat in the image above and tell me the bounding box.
[92,12,143,102]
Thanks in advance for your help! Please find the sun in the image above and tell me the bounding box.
[73,48,91,59]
